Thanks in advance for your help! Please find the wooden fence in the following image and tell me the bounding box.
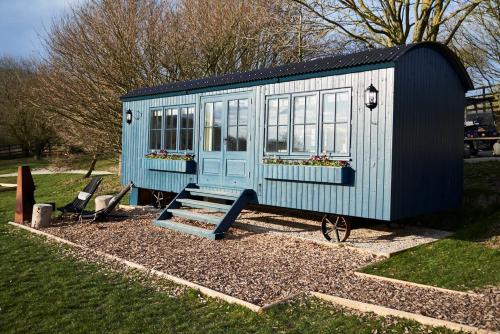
[465,84,499,131]
[0,145,24,158]
[465,85,499,115]
[0,144,53,159]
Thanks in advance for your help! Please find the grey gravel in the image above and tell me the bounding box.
[235,209,453,256]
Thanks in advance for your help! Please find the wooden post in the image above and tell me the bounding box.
[15,166,36,223]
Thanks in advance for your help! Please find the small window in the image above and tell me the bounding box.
[149,104,195,152]
[321,91,350,154]
[292,95,317,153]
[265,97,289,153]
[164,108,178,150]
[180,106,194,150]
[149,109,162,150]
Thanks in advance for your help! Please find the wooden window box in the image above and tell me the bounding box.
[262,164,352,184]
[142,158,196,173]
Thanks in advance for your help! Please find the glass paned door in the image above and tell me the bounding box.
[199,94,252,188]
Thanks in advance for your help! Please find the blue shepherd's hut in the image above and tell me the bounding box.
[120,42,473,240]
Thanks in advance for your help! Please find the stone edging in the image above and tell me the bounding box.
[7,222,492,333]
[354,271,481,298]
[310,292,493,334]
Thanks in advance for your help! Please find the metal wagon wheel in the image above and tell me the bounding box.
[321,214,351,242]
[151,190,164,208]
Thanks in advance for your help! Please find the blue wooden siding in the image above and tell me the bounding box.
[254,69,394,220]
[391,47,465,220]
[122,69,395,220]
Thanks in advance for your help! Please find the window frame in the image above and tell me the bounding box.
[226,98,249,152]
[202,100,224,152]
[264,88,352,159]
[264,94,291,155]
[179,105,195,151]
[291,91,320,156]
[148,104,196,153]
[319,88,352,158]
[149,108,163,151]
[164,107,179,151]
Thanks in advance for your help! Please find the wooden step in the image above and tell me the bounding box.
[154,220,223,240]
[185,188,239,201]
[177,198,231,212]
[167,209,222,225]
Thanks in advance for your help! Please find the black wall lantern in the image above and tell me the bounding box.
[126,109,133,124]
[364,84,378,110]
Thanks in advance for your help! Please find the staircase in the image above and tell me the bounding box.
[154,183,254,240]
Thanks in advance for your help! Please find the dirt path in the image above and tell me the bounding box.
[42,211,499,331]
[0,168,114,177]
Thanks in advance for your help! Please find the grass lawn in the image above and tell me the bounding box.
[0,157,49,175]
[0,226,451,334]
[361,161,500,291]
[0,174,452,333]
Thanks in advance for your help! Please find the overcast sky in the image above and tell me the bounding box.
[0,0,80,59]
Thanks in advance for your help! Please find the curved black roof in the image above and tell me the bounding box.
[121,42,472,100]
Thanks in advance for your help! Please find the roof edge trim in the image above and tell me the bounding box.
[120,62,395,102]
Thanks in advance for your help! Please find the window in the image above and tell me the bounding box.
[203,101,223,151]
[149,104,195,152]
[321,91,350,154]
[149,109,162,150]
[227,99,248,151]
[264,88,351,157]
[265,97,289,153]
[180,106,195,150]
[292,94,317,153]
[164,108,178,150]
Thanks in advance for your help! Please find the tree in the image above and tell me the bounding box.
[175,0,330,76]
[452,0,499,85]
[39,0,328,153]
[0,57,56,158]
[291,0,481,48]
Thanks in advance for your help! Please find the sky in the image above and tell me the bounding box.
[0,0,80,59]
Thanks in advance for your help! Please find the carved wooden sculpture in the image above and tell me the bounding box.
[15,166,36,223]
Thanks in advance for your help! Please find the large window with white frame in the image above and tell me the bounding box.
[149,105,195,152]
[264,88,351,157]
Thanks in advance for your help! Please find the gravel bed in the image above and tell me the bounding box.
[236,210,452,255]
[43,210,499,331]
